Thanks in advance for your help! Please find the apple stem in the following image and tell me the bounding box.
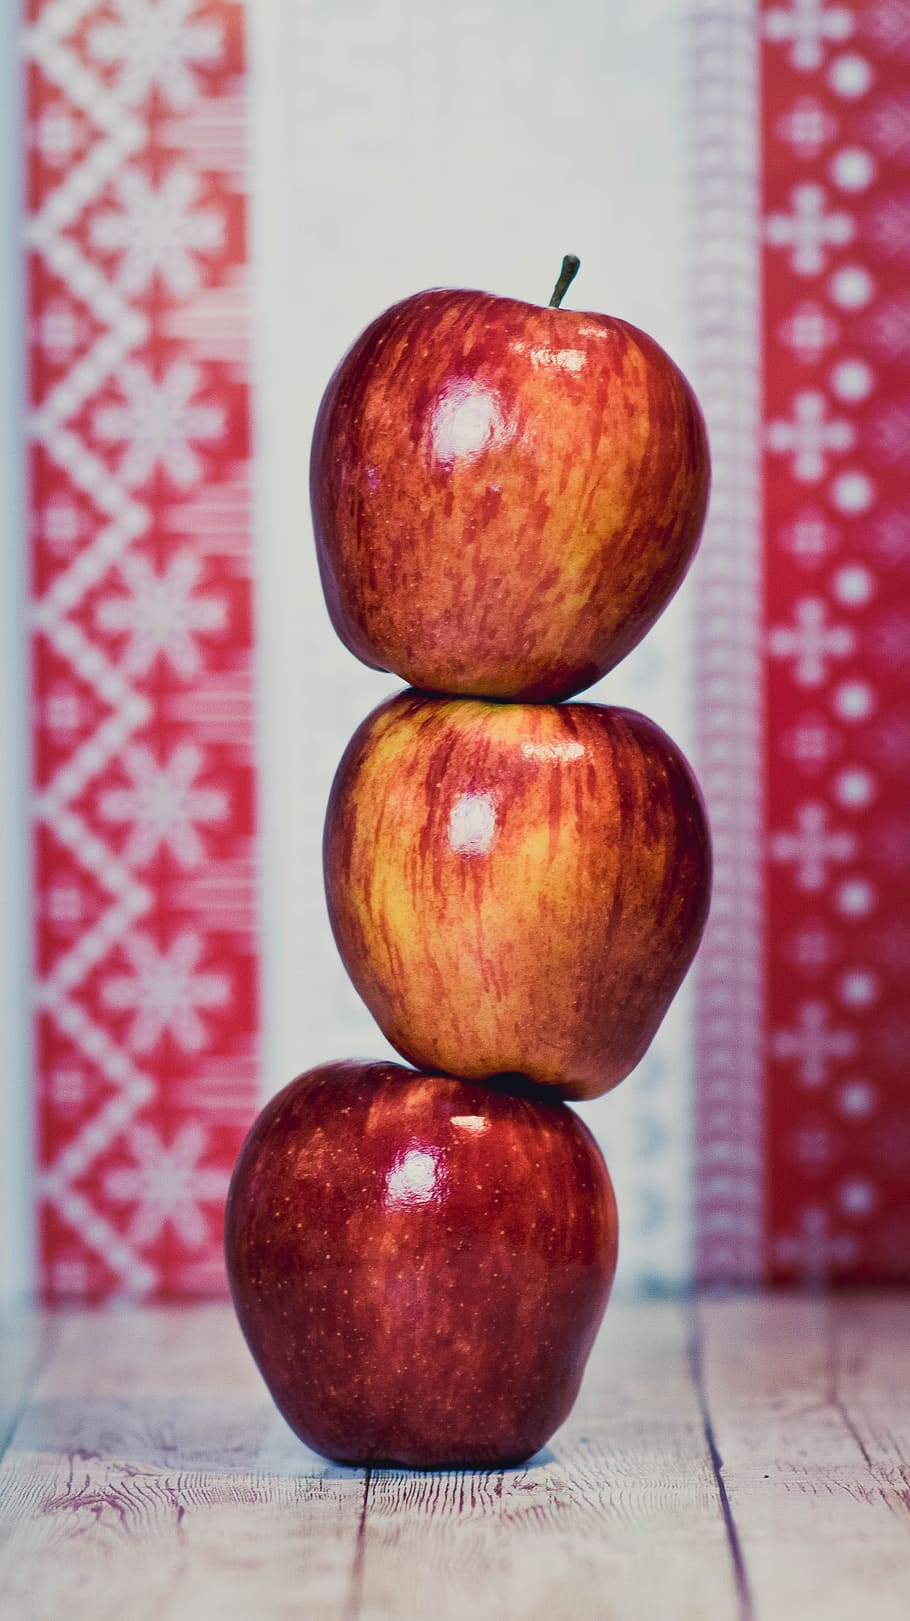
[548,254,580,308]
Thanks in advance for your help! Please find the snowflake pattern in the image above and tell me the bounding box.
[778,299,841,360]
[102,929,229,1053]
[777,507,842,565]
[777,95,840,157]
[781,712,843,770]
[868,397,910,462]
[89,0,223,112]
[872,607,910,666]
[786,1120,841,1174]
[870,814,910,871]
[867,192,910,260]
[90,165,224,298]
[27,2,258,1299]
[97,551,227,678]
[865,1,910,61]
[863,91,910,158]
[103,1122,228,1249]
[864,290,910,358]
[869,506,910,566]
[868,706,910,763]
[94,359,225,488]
[783,922,844,975]
[21,0,910,1301]
[99,741,229,867]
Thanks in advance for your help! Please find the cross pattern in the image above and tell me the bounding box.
[766,184,854,276]
[765,0,854,71]
[770,802,856,891]
[771,999,856,1087]
[767,391,854,482]
[774,1205,859,1285]
[769,596,855,686]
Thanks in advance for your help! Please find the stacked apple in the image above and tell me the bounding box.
[225,259,712,1468]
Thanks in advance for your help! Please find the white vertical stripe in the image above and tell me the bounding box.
[689,1,765,1284]
[250,0,698,1290]
[0,4,35,1305]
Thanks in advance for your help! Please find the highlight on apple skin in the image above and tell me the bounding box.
[310,285,709,702]
[324,691,712,1101]
[224,1061,618,1469]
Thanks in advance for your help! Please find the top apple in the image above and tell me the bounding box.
[310,261,709,703]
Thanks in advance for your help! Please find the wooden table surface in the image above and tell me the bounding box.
[0,1295,908,1621]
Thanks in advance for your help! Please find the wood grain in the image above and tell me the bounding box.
[698,1295,910,1621]
[0,1308,366,1621]
[358,1301,739,1621]
[2,1298,909,1621]
[832,1295,910,1462]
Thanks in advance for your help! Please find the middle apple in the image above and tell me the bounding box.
[324,690,711,1100]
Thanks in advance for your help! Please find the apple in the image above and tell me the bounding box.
[324,691,711,1100]
[310,258,709,702]
[225,1060,617,1468]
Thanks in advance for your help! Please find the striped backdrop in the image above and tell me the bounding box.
[8,0,909,1300]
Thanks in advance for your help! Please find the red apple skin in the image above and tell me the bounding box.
[324,692,711,1100]
[225,1061,617,1468]
[310,287,709,702]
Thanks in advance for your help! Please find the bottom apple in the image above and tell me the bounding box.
[225,1060,618,1468]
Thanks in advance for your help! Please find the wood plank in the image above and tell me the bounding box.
[0,1310,60,1464]
[6,1298,907,1621]
[832,1294,910,1462]
[357,1301,742,1621]
[0,1306,366,1621]
[699,1295,910,1621]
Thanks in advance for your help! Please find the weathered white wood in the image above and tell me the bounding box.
[359,1301,740,1621]
[3,1298,910,1621]
[0,1308,367,1621]
[832,1295,910,1460]
[699,1295,910,1621]
[0,1310,59,1463]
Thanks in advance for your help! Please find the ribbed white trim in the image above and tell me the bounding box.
[689,1,766,1285]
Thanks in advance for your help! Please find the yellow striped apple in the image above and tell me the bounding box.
[324,691,711,1099]
[310,259,709,701]
[225,1061,618,1467]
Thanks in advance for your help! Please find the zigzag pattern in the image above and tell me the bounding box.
[27,0,258,1299]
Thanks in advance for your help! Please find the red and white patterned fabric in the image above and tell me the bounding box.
[26,0,257,1299]
[761,0,910,1283]
[20,0,910,1299]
